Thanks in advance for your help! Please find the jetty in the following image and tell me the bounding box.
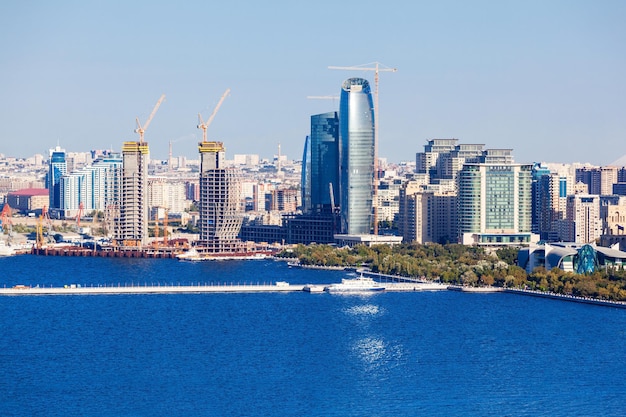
[0,281,450,296]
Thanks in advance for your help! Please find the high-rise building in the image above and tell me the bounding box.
[116,141,149,246]
[458,162,535,245]
[47,146,67,211]
[301,135,311,213]
[398,179,457,244]
[339,78,375,235]
[198,141,243,252]
[148,177,190,214]
[60,154,122,219]
[310,112,339,213]
[563,194,602,243]
[415,139,485,184]
[575,166,617,195]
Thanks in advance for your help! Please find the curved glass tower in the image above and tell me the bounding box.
[339,78,375,235]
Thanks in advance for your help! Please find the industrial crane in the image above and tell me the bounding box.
[328,62,397,235]
[76,201,84,230]
[198,88,231,142]
[307,95,339,108]
[36,205,55,248]
[0,204,13,243]
[134,94,166,143]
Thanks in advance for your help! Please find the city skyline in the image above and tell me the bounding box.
[1,1,625,166]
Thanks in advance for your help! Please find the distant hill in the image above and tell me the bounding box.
[610,154,626,167]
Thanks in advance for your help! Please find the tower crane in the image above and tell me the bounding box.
[76,201,84,229]
[198,88,231,142]
[328,62,397,235]
[307,95,339,108]
[134,94,166,143]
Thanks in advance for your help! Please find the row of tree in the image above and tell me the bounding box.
[278,243,626,301]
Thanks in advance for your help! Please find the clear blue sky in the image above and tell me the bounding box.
[1,0,625,165]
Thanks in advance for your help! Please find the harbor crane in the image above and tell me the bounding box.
[328,62,397,235]
[198,88,231,142]
[134,94,166,143]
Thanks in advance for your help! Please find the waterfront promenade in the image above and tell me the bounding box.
[0,281,449,296]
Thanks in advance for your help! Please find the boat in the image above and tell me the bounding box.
[324,275,385,293]
[303,284,325,293]
[176,248,270,261]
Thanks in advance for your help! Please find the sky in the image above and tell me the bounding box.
[1,0,625,166]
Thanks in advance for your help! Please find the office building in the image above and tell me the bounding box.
[339,78,375,235]
[458,161,535,245]
[309,112,339,213]
[47,146,67,211]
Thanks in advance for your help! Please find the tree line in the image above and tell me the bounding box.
[278,243,626,301]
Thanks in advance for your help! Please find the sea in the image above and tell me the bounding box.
[1,255,625,417]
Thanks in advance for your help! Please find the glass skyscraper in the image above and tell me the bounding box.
[310,111,339,213]
[339,78,375,235]
[48,146,67,210]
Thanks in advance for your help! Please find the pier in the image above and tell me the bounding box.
[0,281,449,296]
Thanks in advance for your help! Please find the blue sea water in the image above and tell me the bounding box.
[1,256,625,416]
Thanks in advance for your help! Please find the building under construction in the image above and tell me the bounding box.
[115,140,150,247]
[197,141,244,253]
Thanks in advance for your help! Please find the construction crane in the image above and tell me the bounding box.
[0,204,13,243]
[198,88,231,142]
[134,94,166,143]
[328,62,397,235]
[307,95,339,109]
[37,205,55,248]
[76,201,84,230]
[152,207,169,248]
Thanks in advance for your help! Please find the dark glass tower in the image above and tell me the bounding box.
[310,111,339,213]
[48,146,67,210]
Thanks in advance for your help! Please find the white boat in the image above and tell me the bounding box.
[325,275,385,293]
[177,248,269,261]
[303,284,325,293]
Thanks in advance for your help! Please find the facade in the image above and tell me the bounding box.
[339,78,375,235]
[198,141,243,252]
[6,188,49,213]
[301,135,311,213]
[519,242,626,274]
[458,161,536,245]
[47,146,67,211]
[116,141,149,246]
[398,180,457,244]
[310,112,340,213]
[59,154,122,219]
[148,177,190,214]
[415,139,485,184]
[564,194,602,243]
[600,195,626,235]
[576,166,618,195]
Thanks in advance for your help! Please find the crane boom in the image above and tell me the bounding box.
[198,88,230,142]
[134,94,166,143]
[329,62,397,235]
